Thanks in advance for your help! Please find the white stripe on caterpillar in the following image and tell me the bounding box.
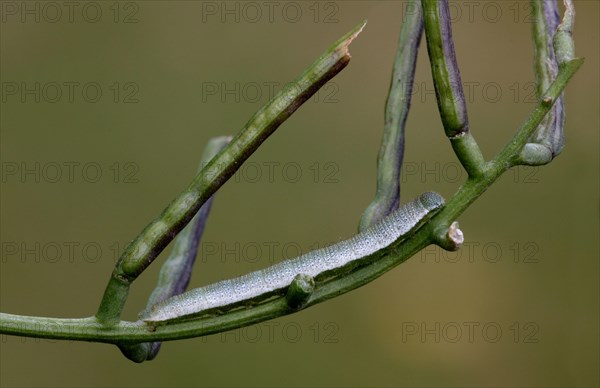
[143,191,444,324]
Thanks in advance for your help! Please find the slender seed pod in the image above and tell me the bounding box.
[553,0,576,66]
[422,0,468,138]
[520,0,567,164]
[360,0,424,232]
[96,21,366,324]
[422,0,485,177]
[118,21,367,281]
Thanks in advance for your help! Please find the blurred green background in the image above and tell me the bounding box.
[1,1,598,386]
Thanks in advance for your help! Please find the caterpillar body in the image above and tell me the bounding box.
[143,191,444,324]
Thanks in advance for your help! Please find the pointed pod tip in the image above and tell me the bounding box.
[207,135,233,148]
[335,20,367,54]
[350,20,368,41]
